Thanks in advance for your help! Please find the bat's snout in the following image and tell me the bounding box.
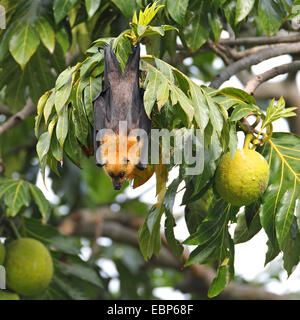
[113,181,122,190]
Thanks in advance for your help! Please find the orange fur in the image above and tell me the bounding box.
[101,134,141,189]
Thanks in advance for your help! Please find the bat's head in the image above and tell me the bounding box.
[103,162,135,190]
[101,135,141,190]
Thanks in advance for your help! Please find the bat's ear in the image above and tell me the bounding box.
[95,145,108,167]
[125,43,140,73]
[104,45,122,75]
[135,162,147,170]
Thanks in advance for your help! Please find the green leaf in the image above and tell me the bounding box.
[182,150,217,204]
[208,12,222,42]
[72,103,88,146]
[262,97,297,129]
[111,0,137,19]
[230,104,259,121]
[234,202,262,244]
[113,35,132,72]
[164,209,183,259]
[138,206,163,260]
[235,0,255,24]
[276,186,298,248]
[36,18,55,54]
[9,24,40,69]
[190,83,209,133]
[258,0,286,35]
[203,90,223,133]
[229,122,238,159]
[25,48,56,105]
[163,178,184,258]
[282,218,300,276]
[85,0,101,18]
[56,105,69,148]
[23,217,81,255]
[296,200,300,232]
[186,14,208,51]
[170,85,194,123]
[28,184,50,223]
[167,0,189,25]
[0,22,16,61]
[44,90,55,124]
[143,66,160,117]
[80,52,104,78]
[35,91,51,137]
[0,179,30,217]
[55,68,74,113]
[156,78,169,111]
[4,62,26,111]
[55,67,75,91]
[184,200,236,270]
[53,0,77,24]
[83,76,102,123]
[219,87,256,105]
[48,116,58,140]
[51,132,64,163]
[64,112,81,167]
[260,133,300,254]
[55,256,103,287]
[36,131,51,162]
[184,198,209,235]
[207,262,228,298]
[184,199,230,247]
[56,27,70,55]
[0,180,50,219]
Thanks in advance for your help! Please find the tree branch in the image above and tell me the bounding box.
[0,99,35,135]
[207,40,231,65]
[59,207,293,300]
[210,43,300,89]
[244,61,300,94]
[219,33,300,46]
[227,45,270,60]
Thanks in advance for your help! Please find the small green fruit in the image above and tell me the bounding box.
[0,291,20,300]
[215,149,270,207]
[0,242,5,265]
[4,238,53,296]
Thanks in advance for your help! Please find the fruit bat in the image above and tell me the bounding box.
[93,43,151,190]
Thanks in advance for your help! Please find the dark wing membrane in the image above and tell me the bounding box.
[93,93,107,166]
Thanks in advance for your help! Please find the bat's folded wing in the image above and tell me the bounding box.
[93,92,107,167]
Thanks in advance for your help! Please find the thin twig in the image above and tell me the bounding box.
[0,99,35,135]
[207,40,231,65]
[245,61,300,94]
[210,42,300,89]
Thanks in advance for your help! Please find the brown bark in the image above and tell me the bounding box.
[0,99,35,135]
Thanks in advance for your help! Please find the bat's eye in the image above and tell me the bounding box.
[109,172,115,178]
[119,172,125,178]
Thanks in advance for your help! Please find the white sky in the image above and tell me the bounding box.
[37,42,300,299]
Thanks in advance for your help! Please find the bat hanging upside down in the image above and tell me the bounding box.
[93,43,151,190]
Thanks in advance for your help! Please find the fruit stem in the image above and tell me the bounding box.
[8,220,21,239]
[243,133,253,150]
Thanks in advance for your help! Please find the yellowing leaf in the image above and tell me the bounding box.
[133,165,155,189]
